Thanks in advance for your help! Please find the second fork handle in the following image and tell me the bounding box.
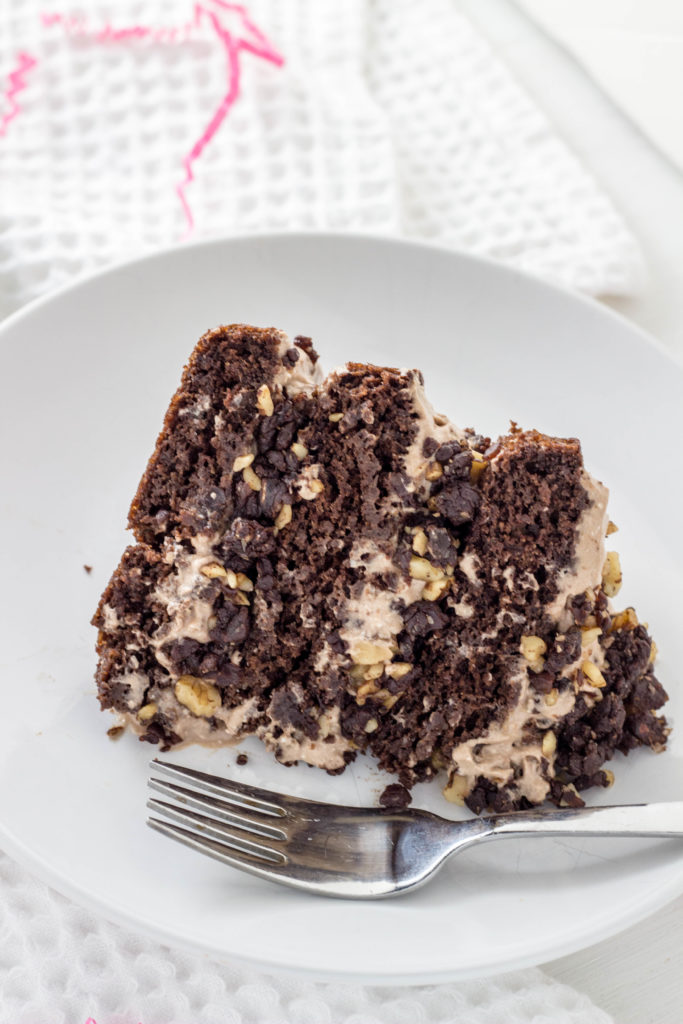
[485,801,683,840]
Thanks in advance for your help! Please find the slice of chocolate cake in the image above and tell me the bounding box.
[93,325,669,812]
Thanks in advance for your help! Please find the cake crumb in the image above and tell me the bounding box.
[83,564,93,574]
[236,753,248,766]
[107,725,124,740]
[379,783,412,810]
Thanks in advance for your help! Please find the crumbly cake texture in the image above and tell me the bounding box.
[93,325,669,813]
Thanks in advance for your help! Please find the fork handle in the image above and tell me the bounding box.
[483,801,683,841]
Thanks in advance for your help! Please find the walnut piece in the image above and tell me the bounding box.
[232,453,254,472]
[175,675,222,717]
[443,773,469,806]
[200,562,228,580]
[243,465,262,491]
[137,702,158,722]
[541,731,557,757]
[520,635,547,671]
[425,461,443,481]
[412,528,428,556]
[409,556,444,582]
[581,660,607,689]
[274,503,292,530]
[351,641,394,665]
[256,384,274,416]
[602,551,622,597]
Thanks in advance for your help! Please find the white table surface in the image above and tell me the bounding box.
[461,2,683,1021]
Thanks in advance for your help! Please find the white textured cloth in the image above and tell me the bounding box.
[0,0,644,319]
[0,2,626,1020]
[0,856,614,1024]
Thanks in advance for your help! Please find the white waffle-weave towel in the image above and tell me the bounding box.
[0,853,613,1024]
[0,2,625,1020]
[0,0,644,319]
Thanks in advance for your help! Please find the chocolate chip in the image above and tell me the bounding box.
[379,783,412,810]
[403,601,448,638]
[434,442,459,462]
[432,480,480,525]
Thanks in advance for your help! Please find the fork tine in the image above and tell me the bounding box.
[147,798,287,863]
[147,778,287,840]
[150,758,381,823]
[147,818,301,889]
[151,758,292,817]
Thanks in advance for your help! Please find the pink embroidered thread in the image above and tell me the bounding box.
[42,3,283,231]
[0,51,37,139]
[176,2,284,231]
[42,12,194,43]
[84,1019,142,1024]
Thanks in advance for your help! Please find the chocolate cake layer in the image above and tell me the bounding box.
[93,325,669,812]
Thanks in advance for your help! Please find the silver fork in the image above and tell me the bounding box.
[147,758,683,899]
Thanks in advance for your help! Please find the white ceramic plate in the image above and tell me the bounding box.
[0,234,681,984]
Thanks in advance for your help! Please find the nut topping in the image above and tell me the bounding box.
[581,626,602,648]
[386,662,412,679]
[256,384,274,416]
[232,453,254,472]
[602,551,622,597]
[137,702,158,722]
[409,556,444,582]
[469,452,488,483]
[175,675,221,717]
[610,607,638,632]
[581,660,607,688]
[422,577,451,601]
[363,663,385,681]
[234,572,254,592]
[443,773,469,806]
[242,465,262,491]
[541,731,557,757]
[412,528,428,556]
[351,641,394,665]
[520,635,547,671]
[274,503,292,530]
[200,562,228,580]
[356,680,380,705]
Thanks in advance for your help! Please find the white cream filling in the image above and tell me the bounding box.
[401,373,465,486]
[259,706,352,771]
[450,625,610,804]
[124,691,259,747]
[272,332,325,397]
[548,470,609,625]
[150,535,220,671]
[449,664,576,805]
[294,462,323,501]
[338,540,424,661]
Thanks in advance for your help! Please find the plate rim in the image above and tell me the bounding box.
[1,229,681,984]
[1,814,682,985]
[1,227,681,374]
